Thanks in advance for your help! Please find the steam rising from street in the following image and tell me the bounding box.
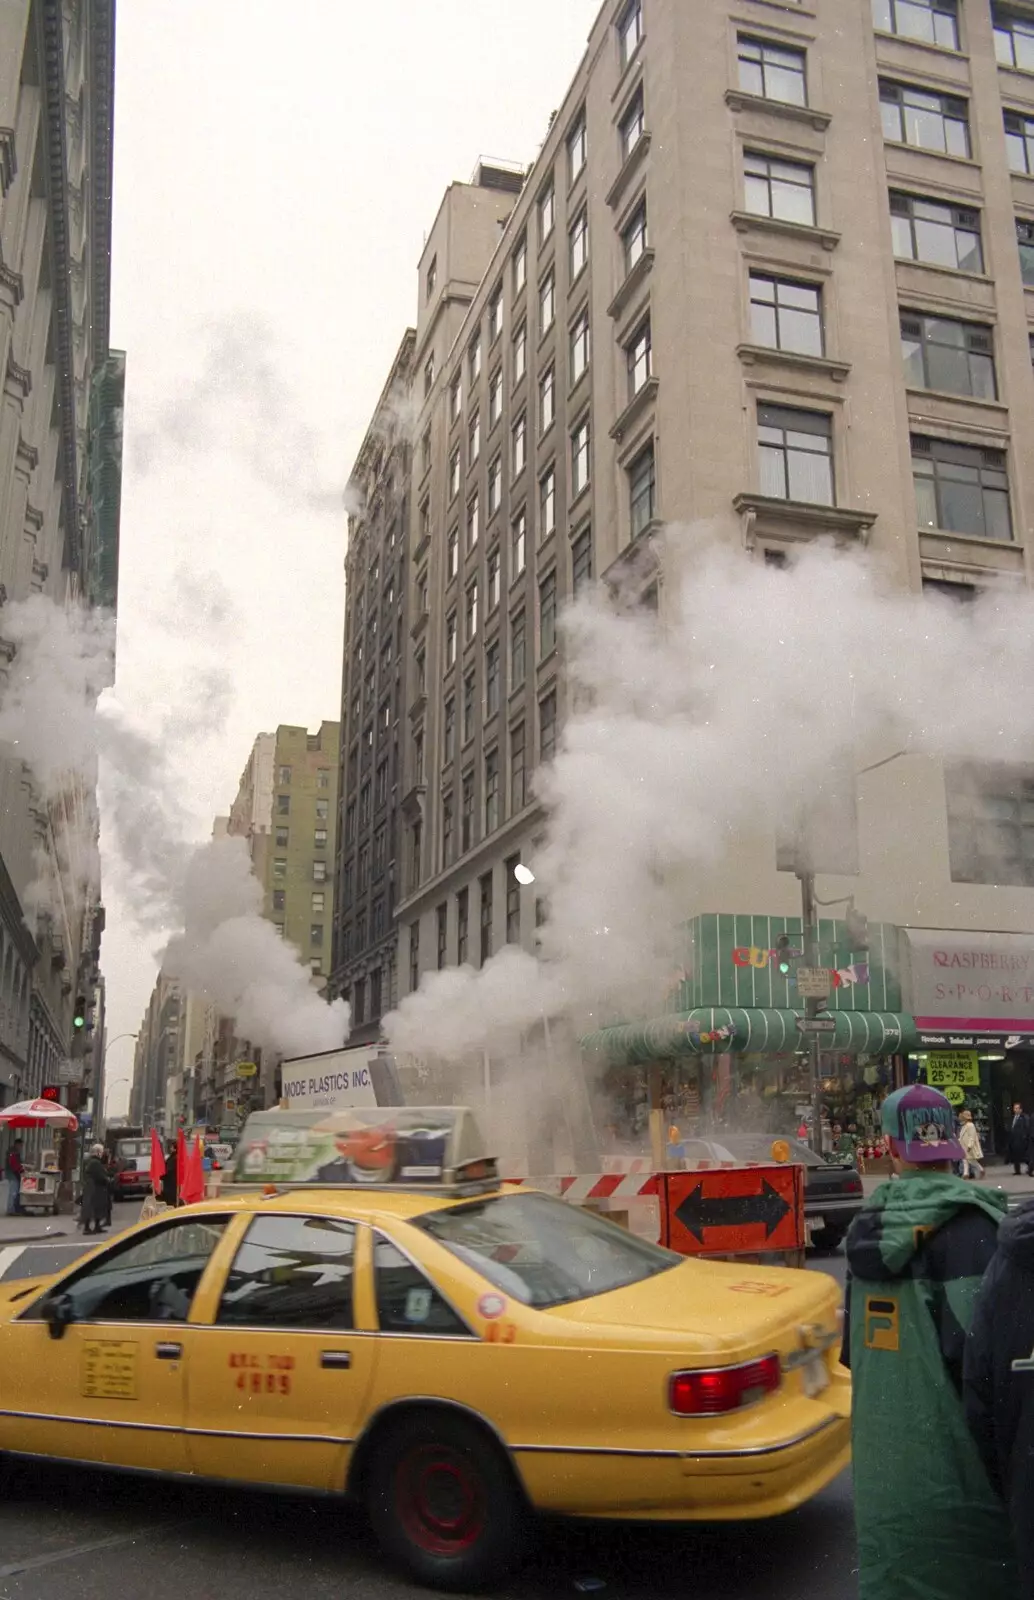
[386,529,1034,1059]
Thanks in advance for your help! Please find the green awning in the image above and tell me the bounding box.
[580,1008,918,1067]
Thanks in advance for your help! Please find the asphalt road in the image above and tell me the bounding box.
[0,1235,854,1600]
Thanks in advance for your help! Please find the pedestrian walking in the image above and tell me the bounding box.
[1007,1102,1034,1178]
[840,1083,1017,1600]
[4,1137,24,1216]
[79,1143,112,1236]
[964,1203,1034,1598]
[959,1109,985,1181]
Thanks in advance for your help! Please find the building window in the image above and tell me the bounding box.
[744,152,815,226]
[539,268,556,335]
[449,446,461,502]
[436,903,448,969]
[488,454,502,516]
[540,464,557,537]
[353,976,366,1024]
[360,781,372,825]
[901,313,995,399]
[426,255,437,301]
[568,113,587,185]
[749,273,822,357]
[463,671,476,744]
[314,860,328,883]
[504,860,521,944]
[468,409,481,465]
[461,770,475,852]
[569,208,589,278]
[539,179,555,241]
[424,354,435,398]
[314,828,328,849]
[443,793,454,867]
[572,528,593,594]
[570,308,590,384]
[469,335,481,383]
[489,287,503,344]
[344,804,355,844]
[758,405,834,505]
[409,922,420,992]
[369,966,382,1018]
[273,857,287,880]
[412,729,424,784]
[415,573,428,617]
[488,547,501,612]
[310,923,324,948]
[358,843,370,891]
[510,411,526,477]
[510,722,526,811]
[421,425,432,477]
[879,81,969,158]
[316,798,329,821]
[874,0,958,47]
[373,824,386,870]
[276,793,290,816]
[449,370,462,423]
[999,7,1034,72]
[444,695,456,760]
[272,889,285,912]
[274,922,285,938]
[276,825,289,848]
[488,366,503,429]
[447,527,459,582]
[486,641,500,716]
[512,508,527,575]
[539,690,557,763]
[409,821,421,891]
[415,649,426,697]
[620,86,645,161]
[457,889,469,965]
[513,234,527,294]
[466,579,478,642]
[479,872,494,965]
[1019,219,1034,286]
[446,611,458,668]
[374,761,387,807]
[618,0,643,66]
[539,570,557,657]
[484,750,500,834]
[571,417,591,498]
[738,35,807,106]
[626,316,652,397]
[912,435,1011,541]
[468,490,480,549]
[628,442,656,536]
[278,765,292,785]
[945,766,1034,887]
[622,199,648,275]
[890,192,982,273]
[540,365,556,430]
[1005,110,1034,174]
[419,498,430,544]
[513,322,527,386]
[310,958,323,977]
[511,610,526,690]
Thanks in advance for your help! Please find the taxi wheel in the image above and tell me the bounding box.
[367,1411,525,1590]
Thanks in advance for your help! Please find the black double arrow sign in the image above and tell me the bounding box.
[674,1179,792,1244]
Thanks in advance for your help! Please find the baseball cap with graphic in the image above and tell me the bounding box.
[880,1083,965,1164]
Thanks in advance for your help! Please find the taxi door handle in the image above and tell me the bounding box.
[155,1342,182,1360]
[320,1350,352,1370]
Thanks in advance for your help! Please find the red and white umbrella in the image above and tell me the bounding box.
[0,1097,78,1131]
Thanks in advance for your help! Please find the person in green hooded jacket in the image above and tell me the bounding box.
[840,1082,1017,1600]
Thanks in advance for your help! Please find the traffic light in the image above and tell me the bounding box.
[776,935,793,977]
[72,995,87,1030]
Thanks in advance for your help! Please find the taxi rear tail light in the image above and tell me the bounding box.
[669,1354,781,1416]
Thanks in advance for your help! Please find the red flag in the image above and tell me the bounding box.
[180,1135,205,1205]
[176,1127,187,1201]
[150,1129,166,1192]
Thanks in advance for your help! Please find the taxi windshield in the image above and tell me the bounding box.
[415,1190,678,1309]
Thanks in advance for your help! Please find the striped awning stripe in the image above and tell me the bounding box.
[580,1008,918,1066]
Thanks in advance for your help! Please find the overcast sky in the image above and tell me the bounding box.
[101,0,601,1113]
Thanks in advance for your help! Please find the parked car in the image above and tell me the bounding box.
[109,1136,153,1200]
[673,1134,864,1252]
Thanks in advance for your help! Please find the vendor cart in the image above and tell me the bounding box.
[18,1149,61,1215]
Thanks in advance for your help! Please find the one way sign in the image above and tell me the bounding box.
[659,1165,804,1258]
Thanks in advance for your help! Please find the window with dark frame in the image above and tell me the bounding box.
[513,321,527,385]
[512,508,527,575]
[879,81,969,158]
[479,871,493,965]
[620,86,645,161]
[994,6,1034,68]
[505,857,521,943]
[510,721,526,811]
[448,527,458,581]
[486,641,500,716]
[463,670,476,744]
[738,35,807,106]
[444,695,456,761]
[273,888,285,912]
[489,287,503,344]
[890,191,982,273]
[514,234,527,294]
[912,435,1012,542]
[457,887,469,964]
[945,764,1034,888]
[461,770,475,853]
[570,308,590,384]
[539,570,557,657]
[1005,110,1034,175]
[539,690,557,763]
[571,418,591,497]
[489,367,503,428]
[570,208,589,279]
[484,749,500,834]
[1019,219,1034,287]
[511,610,526,690]
[900,312,995,400]
[540,268,556,334]
[409,921,420,991]
[744,152,815,226]
[513,411,527,475]
[436,903,448,969]
[749,273,822,357]
[540,364,556,430]
[469,335,481,383]
[618,0,643,66]
[276,825,289,848]
[450,370,462,423]
[568,112,587,184]
[540,465,557,537]
[627,316,652,397]
[539,179,555,242]
[874,0,958,49]
[469,409,481,465]
[757,405,834,505]
[488,547,501,611]
[629,443,656,537]
[442,793,454,867]
[572,529,593,594]
[622,199,648,276]
[488,454,502,517]
[468,490,480,550]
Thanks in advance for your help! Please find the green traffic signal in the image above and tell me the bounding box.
[776,936,792,977]
[73,994,87,1028]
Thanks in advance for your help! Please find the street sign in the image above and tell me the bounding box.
[796,1016,837,1034]
[235,1062,258,1079]
[794,967,832,1000]
[57,1058,83,1085]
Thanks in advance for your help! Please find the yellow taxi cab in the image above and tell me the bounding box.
[0,1107,850,1590]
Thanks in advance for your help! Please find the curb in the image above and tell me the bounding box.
[0,1231,70,1245]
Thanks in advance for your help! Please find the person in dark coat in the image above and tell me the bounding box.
[1007,1103,1034,1177]
[79,1143,112,1235]
[158,1139,178,1207]
[964,1203,1034,1597]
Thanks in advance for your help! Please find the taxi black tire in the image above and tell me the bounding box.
[366,1409,526,1591]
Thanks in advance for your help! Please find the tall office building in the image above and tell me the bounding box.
[0,1,121,1111]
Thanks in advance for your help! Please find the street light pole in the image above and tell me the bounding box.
[798,869,825,1156]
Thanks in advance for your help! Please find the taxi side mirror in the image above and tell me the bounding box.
[42,1291,74,1341]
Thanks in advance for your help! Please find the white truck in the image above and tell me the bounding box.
[278,1042,404,1113]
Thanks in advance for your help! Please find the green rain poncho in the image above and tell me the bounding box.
[843,1173,1018,1600]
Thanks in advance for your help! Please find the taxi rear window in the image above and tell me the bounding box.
[415,1190,677,1309]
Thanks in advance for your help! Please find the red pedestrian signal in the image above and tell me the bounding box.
[40,1084,61,1102]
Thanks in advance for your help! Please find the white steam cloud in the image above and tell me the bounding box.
[385,528,1034,1059]
[0,594,348,1059]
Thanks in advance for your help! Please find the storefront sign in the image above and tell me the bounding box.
[905,929,1034,1045]
[925,1051,980,1088]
